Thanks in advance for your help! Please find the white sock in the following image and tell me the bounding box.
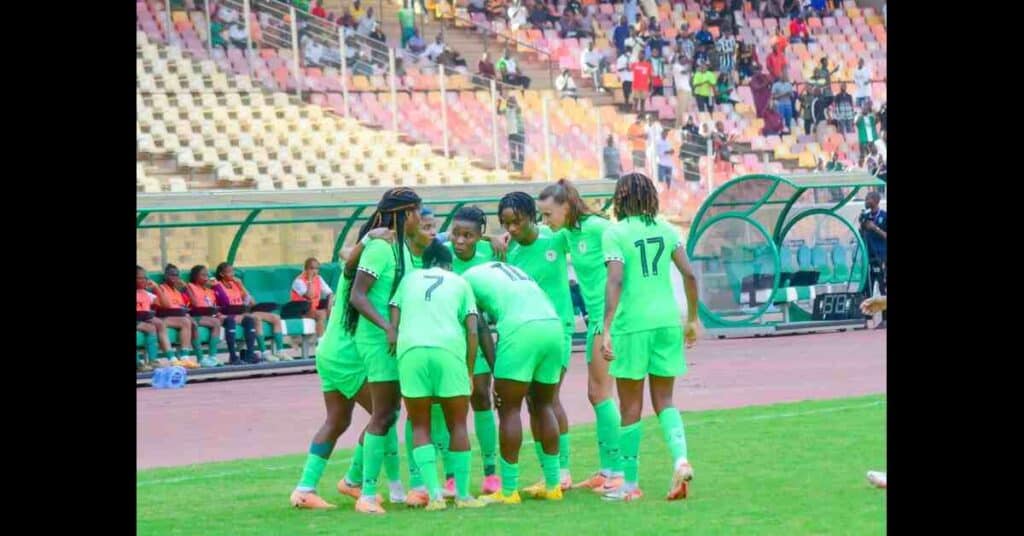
[621,481,637,493]
[560,468,571,480]
[674,458,690,471]
[295,485,315,493]
[388,480,406,498]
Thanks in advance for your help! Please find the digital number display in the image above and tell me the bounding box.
[812,293,865,321]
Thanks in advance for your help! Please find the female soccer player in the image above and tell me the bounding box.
[213,263,288,362]
[389,245,488,510]
[152,264,200,369]
[185,265,237,367]
[537,179,623,493]
[499,192,576,492]
[463,261,564,504]
[346,187,424,515]
[600,172,699,502]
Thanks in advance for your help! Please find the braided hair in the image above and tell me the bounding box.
[538,178,604,230]
[498,191,537,222]
[613,172,660,225]
[344,187,422,335]
[453,205,487,234]
[189,265,207,284]
[422,239,453,270]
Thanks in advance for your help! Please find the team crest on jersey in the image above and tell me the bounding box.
[545,249,557,261]
[578,241,587,254]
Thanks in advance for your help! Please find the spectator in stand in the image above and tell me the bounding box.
[603,135,622,180]
[292,0,310,12]
[310,1,327,18]
[763,0,786,18]
[811,85,832,134]
[656,128,675,190]
[832,83,855,134]
[771,71,795,133]
[716,29,737,75]
[566,0,583,16]
[694,23,714,59]
[773,25,789,53]
[153,264,200,369]
[614,16,630,55]
[712,121,734,163]
[863,143,886,183]
[681,115,700,138]
[425,34,446,63]
[624,0,639,25]
[497,49,531,88]
[581,41,608,92]
[469,0,488,16]
[789,15,810,44]
[137,266,173,371]
[809,0,827,17]
[645,112,663,174]
[631,51,653,113]
[357,7,376,36]
[508,0,528,31]
[214,262,287,363]
[227,22,248,49]
[398,4,415,47]
[649,46,666,96]
[555,68,579,98]
[812,57,839,96]
[210,17,228,50]
[368,22,386,43]
[798,83,815,135]
[217,4,239,25]
[677,26,695,65]
[715,71,738,105]
[616,46,633,104]
[302,34,326,67]
[766,43,787,80]
[750,69,773,117]
[351,0,366,21]
[673,53,692,127]
[527,0,550,28]
[762,102,785,136]
[437,46,469,69]
[186,264,231,368]
[503,96,526,172]
[855,101,880,159]
[487,0,507,20]
[627,115,647,170]
[825,151,845,172]
[476,51,497,83]
[340,7,355,28]
[291,257,333,339]
[853,58,872,108]
[405,30,428,62]
[692,61,717,113]
[735,37,759,83]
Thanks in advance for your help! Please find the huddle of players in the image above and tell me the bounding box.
[290,173,700,513]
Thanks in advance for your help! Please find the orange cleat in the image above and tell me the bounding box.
[355,497,386,514]
[603,486,644,502]
[405,489,429,507]
[336,478,362,500]
[596,474,624,494]
[290,490,336,509]
[572,472,607,490]
[666,462,694,501]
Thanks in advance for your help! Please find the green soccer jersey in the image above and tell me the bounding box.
[562,214,611,318]
[390,267,477,360]
[462,262,559,338]
[355,239,416,345]
[507,225,574,335]
[601,216,684,335]
[446,240,495,275]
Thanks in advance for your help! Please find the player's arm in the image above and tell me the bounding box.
[464,313,479,379]
[388,304,401,355]
[349,271,391,334]
[602,260,624,354]
[477,313,497,371]
[344,228,396,277]
[671,245,700,347]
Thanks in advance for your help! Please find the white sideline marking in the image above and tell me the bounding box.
[137,399,885,487]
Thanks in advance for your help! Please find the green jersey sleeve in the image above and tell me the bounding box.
[601,225,625,264]
[358,239,394,280]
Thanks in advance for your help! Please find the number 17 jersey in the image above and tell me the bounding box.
[461,262,559,339]
[601,216,684,335]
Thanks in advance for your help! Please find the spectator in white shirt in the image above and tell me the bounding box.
[672,53,692,127]
[507,0,528,31]
[357,7,376,36]
[227,23,248,49]
[425,34,446,62]
[218,5,239,25]
[580,41,607,92]
[656,128,674,190]
[303,36,325,67]
[853,58,872,108]
[616,48,633,103]
[645,113,663,178]
[555,69,578,99]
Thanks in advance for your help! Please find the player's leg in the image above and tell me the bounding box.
[438,368,486,509]
[471,363,500,494]
[338,382,373,498]
[355,379,401,514]
[197,316,222,367]
[603,329,652,502]
[481,377,529,504]
[405,395,441,509]
[648,326,693,501]
[576,323,624,492]
[554,332,572,487]
[291,390,358,509]
[523,378,562,500]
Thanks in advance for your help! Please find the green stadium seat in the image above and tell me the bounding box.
[811,245,834,282]
[831,245,850,284]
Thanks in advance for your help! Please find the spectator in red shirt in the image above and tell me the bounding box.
[774,27,788,53]
[762,103,785,137]
[310,1,327,18]
[631,52,653,113]
[766,44,788,81]
[789,16,809,44]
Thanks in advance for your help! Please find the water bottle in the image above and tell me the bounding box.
[151,367,169,389]
[167,366,188,389]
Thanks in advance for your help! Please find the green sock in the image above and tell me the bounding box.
[207,337,220,359]
[500,456,519,495]
[361,432,386,497]
[474,409,498,476]
[620,422,642,486]
[559,433,571,473]
[257,336,267,353]
[405,420,424,488]
[430,404,453,478]
[345,442,365,486]
[145,334,159,362]
[540,451,561,489]
[179,347,193,358]
[297,441,335,490]
[412,445,441,500]
[384,421,401,483]
[273,332,285,353]
[594,399,622,473]
[450,450,471,499]
[160,350,174,359]
[658,408,689,464]
[533,440,544,466]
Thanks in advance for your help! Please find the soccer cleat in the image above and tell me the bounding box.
[521,480,547,497]
[425,498,448,511]
[405,489,429,508]
[560,472,573,491]
[182,357,201,369]
[443,477,457,499]
[456,496,488,509]
[481,474,502,494]
[572,472,607,490]
[262,352,281,363]
[388,489,407,504]
[479,490,522,505]
[290,490,336,509]
[526,486,563,501]
[354,497,386,514]
[666,462,694,501]
[336,478,363,500]
[603,486,644,502]
[867,471,887,489]
[596,474,624,494]
[199,356,220,368]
